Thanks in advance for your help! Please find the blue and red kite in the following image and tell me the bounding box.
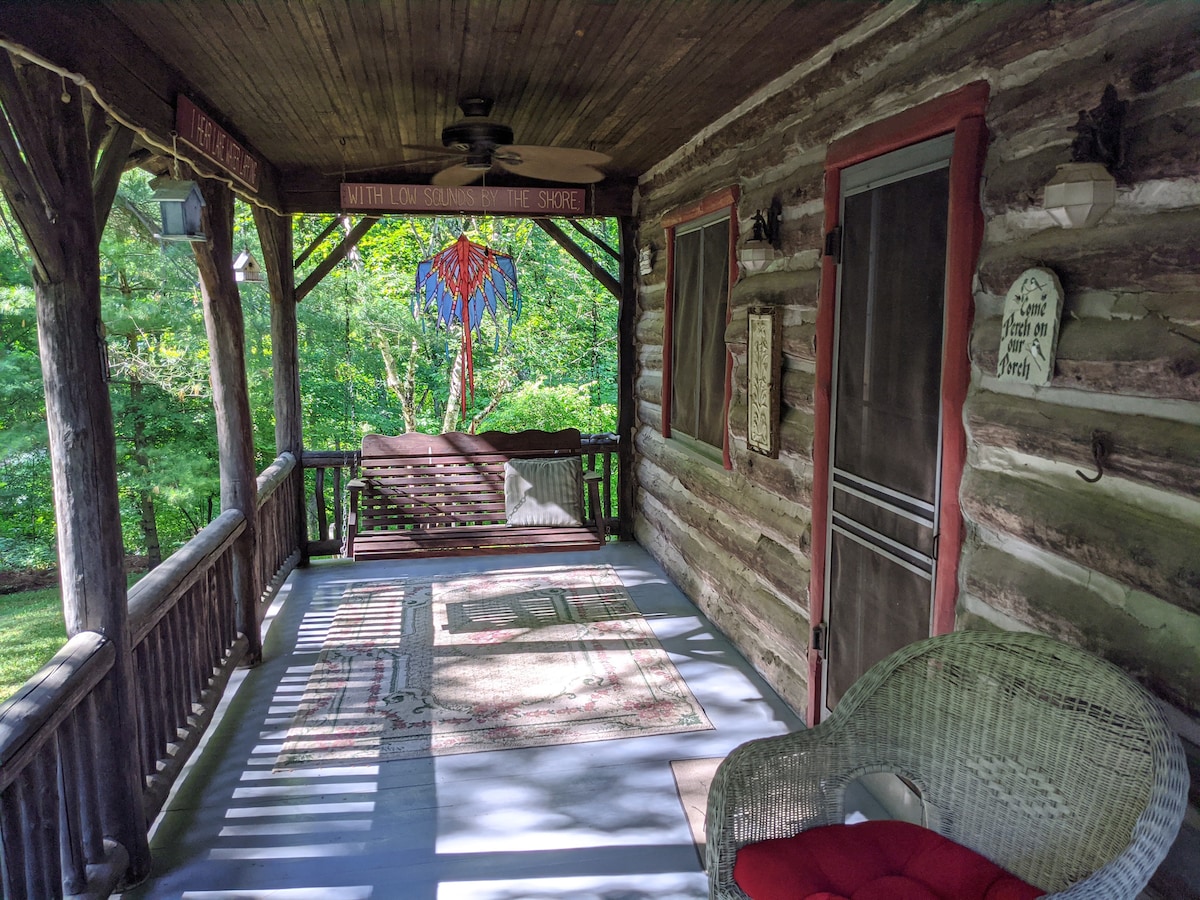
[414,234,522,412]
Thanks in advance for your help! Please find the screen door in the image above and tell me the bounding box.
[823,134,953,712]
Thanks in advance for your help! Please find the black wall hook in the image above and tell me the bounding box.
[1076,430,1111,483]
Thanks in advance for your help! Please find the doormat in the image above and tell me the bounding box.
[276,565,712,769]
[670,757,724,867]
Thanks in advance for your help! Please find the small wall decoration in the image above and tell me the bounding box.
[996,267,1063,387]
[746,306,782,457]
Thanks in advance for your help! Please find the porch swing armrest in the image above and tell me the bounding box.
[583,470,604,540]
[344,479,368,558]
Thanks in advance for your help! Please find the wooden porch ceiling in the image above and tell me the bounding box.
[0,0,882,214]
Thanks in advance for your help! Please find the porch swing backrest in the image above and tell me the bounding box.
[344,427,603,560]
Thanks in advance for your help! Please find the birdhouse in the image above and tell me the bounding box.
[234,250,264,283]
[149,177,206,242]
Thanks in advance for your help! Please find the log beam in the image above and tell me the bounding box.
[92,121,135,235]
[0,58,150,888]
[295,215,378,301]
[192,174,262,662]
[534,217,621,300]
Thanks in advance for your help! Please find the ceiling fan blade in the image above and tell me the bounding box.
[495,157,604,184]
[432,163,486,187]
[401,144,462,156]
[500,145,611,167]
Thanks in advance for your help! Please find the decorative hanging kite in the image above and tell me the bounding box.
[414,234,522,414]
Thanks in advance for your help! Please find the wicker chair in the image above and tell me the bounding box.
[707,631,1189,899]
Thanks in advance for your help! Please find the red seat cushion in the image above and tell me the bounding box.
[733,820,1046,900]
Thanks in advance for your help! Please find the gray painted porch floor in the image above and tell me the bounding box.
[119,543,806,900]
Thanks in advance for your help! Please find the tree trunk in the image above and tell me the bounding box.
[403,338,419,433]
[442,339,465,433]
[127,335,161,568]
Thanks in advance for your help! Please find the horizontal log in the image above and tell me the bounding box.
[727,316,817,364]
[728,401,815,466]
[306,538,343,558]
[961,539,1200,715]
[729,268,821,313]
[636,309,664,344]
[637,458,807,603]
[638,370,662,406]
[0,632,113,791]
[971,315,1200,401]
[730,362,815,417]
[255,452,297,503]
[960,464,1200,615]
[128,509,246,645]
[301,449,360,468]
[965,388,1200,497]
[638,282,666,311]
[977,208,1200,296]
[636,494,810,712]
[635,428,810,550]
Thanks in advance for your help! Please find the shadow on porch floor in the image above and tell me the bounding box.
[117,543,803,900]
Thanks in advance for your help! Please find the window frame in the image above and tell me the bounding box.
[661,186,739,469]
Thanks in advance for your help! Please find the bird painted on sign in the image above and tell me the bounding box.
[1028,337,1047,372]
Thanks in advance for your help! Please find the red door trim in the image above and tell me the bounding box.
[807,83,990,725]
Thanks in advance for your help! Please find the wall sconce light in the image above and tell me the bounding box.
[1043,84,1124,229]
[739,197,781,276]
[234,249,265,283]
[149,176,207,242]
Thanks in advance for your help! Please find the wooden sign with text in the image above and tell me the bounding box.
[175,96,261,191]
[341,182,588,216]
[997,267,1063,386]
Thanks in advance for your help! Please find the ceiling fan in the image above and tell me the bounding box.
[415,97,611,187]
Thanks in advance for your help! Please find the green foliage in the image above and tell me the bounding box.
[0,179,620,577]
[0,586,65,702]
[480,379,617,434]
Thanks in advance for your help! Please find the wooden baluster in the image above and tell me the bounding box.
[333,466,344,542]
[602,450,614,525]
[315,468,328,540]
[58,728,86,894]
[78,696,106,864]
[1,779,31,899]
[30,752,62,897]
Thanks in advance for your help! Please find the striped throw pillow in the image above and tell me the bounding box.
[504,457,584,527]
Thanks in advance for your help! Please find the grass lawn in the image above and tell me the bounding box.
[0,585,67,703]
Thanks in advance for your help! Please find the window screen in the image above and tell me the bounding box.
[670,215,730,450]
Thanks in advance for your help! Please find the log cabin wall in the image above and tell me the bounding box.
[632,0,1199,794]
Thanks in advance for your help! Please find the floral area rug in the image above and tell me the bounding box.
[275,565,712,768]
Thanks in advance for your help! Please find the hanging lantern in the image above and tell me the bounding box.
[150,176,206,242]
[234,250,265,282]
[1043,162,1116,229]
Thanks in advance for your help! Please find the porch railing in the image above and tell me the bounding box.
[300,432,623,556]
[0,453,303,899]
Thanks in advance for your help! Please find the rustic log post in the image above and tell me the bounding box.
[617,216,638,540]
[0,56,151,886]
[193,175,262,662]
[253,205,308,560]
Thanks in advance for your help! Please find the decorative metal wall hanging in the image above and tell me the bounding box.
[746,306,782,457]
[414,233,522,412]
